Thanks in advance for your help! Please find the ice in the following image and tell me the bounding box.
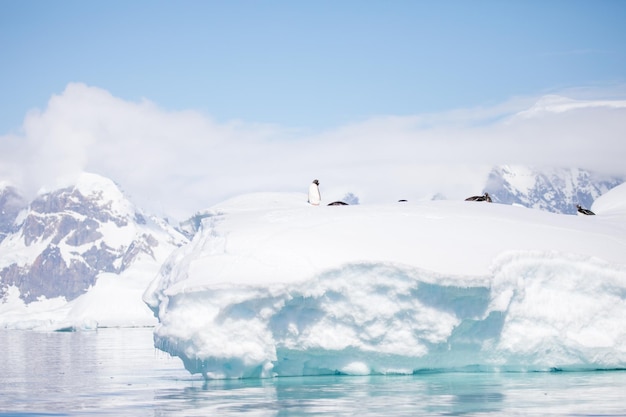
[144,186,626,379]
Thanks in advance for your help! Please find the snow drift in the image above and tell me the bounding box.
[144,187,626,379]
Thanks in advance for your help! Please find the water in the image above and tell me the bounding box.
[1,328,625,416]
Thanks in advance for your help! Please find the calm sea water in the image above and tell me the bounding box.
[0,328,625,417]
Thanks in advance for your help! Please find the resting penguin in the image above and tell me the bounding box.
[327,201,348,206]
[465,192,492,202]
[576,204,595,215]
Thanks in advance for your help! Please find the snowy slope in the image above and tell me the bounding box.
[592,182,626,216]
[0,173,188,330]
[144,188,626,379]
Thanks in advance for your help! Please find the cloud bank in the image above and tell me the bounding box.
[1,83,625,220]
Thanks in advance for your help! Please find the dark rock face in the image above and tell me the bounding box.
[0,178,185,304]
[484,166,623,214]
[23,245,93,302]
[66,218,102,246]
[30,187,128,226]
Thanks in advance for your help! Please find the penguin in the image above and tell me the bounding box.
[327,201,348,206]
[308,179,321,205]
[576,204,595,215]
[465,192,492,202]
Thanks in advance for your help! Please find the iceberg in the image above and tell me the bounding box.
[144,187,626,379]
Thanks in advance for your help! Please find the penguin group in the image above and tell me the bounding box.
[310,180,598,216]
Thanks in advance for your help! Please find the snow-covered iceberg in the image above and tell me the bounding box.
[144,187,626,379]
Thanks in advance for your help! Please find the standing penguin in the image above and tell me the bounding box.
[308,179,321,205]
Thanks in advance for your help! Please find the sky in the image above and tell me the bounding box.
[1,1,625,220]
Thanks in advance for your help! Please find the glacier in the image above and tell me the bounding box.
[144,185,626,379]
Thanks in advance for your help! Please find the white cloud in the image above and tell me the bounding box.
[1,83,625,221]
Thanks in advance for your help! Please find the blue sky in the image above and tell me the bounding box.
[1,1,625,133]
[1,1,626,219]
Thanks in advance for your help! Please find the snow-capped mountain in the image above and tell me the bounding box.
[483,165,623,214]
[0,173,188,329]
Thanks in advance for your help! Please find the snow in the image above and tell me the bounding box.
[0,229,48,269]
[73,172,136,219]
[143,189,626,379]
[0,286,69,330]
[0,257,164,331]
[592,182,626,217]
[62,264,162,329]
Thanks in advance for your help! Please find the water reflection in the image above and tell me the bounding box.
[1,329,625,417]
[150,374,507,416]
[152,371,626,417]
[423,375,505,415]
[154,380,278,416]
